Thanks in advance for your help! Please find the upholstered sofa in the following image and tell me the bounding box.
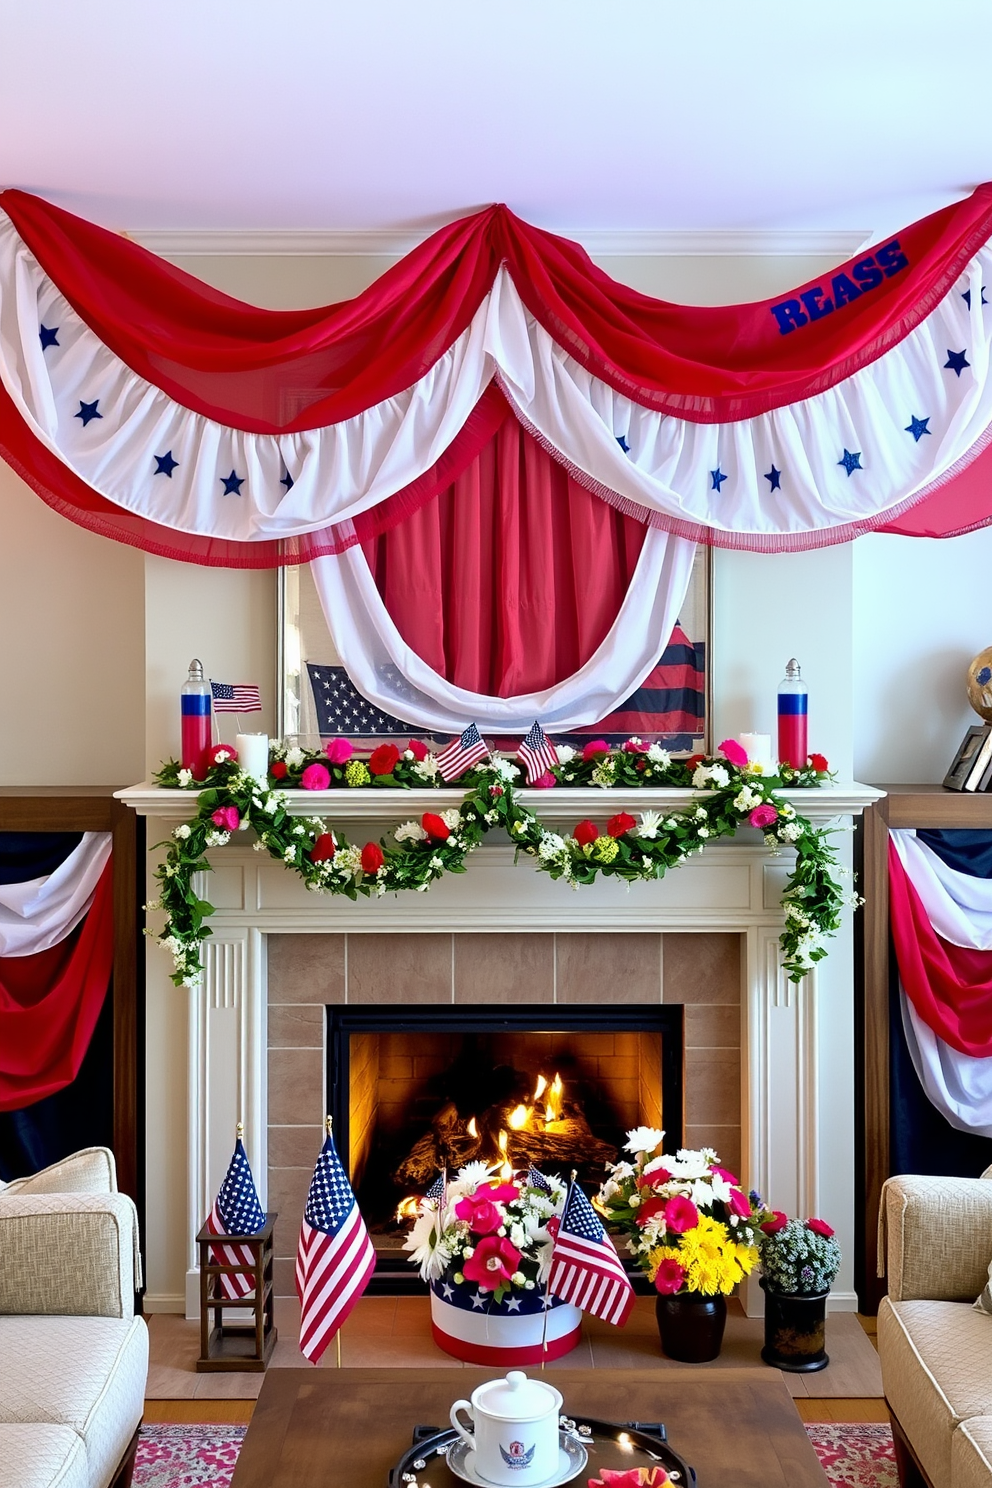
[878,1171,992,1488]
[0,1149,148,1488]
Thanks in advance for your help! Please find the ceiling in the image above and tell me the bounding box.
[1,0,989,240]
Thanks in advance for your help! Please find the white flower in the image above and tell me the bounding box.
[177,768,193,788]
[591,759,616,788]
[334,845,364,876]
[647,743,671,765]
[626,736,644,748]
[403,1209,452,1281]
[182,972,203,988]
[556,744,576,765]
[780,821,804,843]
[636,810,663,839]
[161,935,180,955]
[698,826,710,838]
[429,854,444,871]
[412,756,441,781]
[778,803,796,819]
[416,882,430,892]
[263,794,280,815]
[285,746,306,769]
[441,808,462,830]
[489,756,520,783]
[205,830,230,848]
[456,1161,498,1190]
[692,763,729,789]
[173,823,192,840]
[238,818,250,830]
[293,824,305,836]
[538,831,566,861]
[732,786,762,813]
[395,820,428,843]
[624,1126,665,1156]
[283,845,297,864]
[212,748,234,763]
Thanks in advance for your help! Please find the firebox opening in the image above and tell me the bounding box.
[327,1004,683,1286]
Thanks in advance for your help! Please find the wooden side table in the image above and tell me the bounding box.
[195,1213,278,1371]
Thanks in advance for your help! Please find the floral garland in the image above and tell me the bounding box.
[149,736,856,990]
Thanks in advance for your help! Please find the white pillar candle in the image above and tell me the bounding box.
[236,733,269,785]
[738,732,773,770]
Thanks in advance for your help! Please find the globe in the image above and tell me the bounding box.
[967,647,992,721]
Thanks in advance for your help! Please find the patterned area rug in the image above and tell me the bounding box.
[805,1423,898,1487]
[135,1425,247,1488]
[133,1421,897,1488]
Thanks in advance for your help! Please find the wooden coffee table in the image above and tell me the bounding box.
[229,1367,828,1486]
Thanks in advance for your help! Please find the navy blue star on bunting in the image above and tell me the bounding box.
[838,449,862,476]
[905,415,931,443]
[154,450,179,477]
[764,465,782,491]
[710,466,728,492]
[220,470,245,496]
[944,349,970,377]
[616,434,630,454]
[38,324,59,351]
[75,399,102,427]
[961,287,988,309]
[280,470,294,491]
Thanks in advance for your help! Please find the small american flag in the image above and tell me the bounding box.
[204,1135,265,1302]
[211,681,262,714]
[435,723,490,782]
[424,1170,447,1206]
[517,721,559,785]
[547,1179,634,1327]
[296,1128,376,1364]
[527,1167,555,1194]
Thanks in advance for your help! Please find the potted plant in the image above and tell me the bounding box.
[403,1162,582,1363]
[757,1211,841,1372]
[596,1129,763,1361]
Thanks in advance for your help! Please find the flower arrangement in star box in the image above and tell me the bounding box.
[758,1211,842,1295]
[403,1162,566,1300]
[596,1128,763,1296]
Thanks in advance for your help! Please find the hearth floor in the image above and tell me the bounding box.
[145,1296,882,1402]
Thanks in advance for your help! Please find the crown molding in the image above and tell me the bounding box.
[127,226,872,259]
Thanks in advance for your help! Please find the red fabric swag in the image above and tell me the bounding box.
[0,858,114,1111]
[5,184,992,428]
[888,840,992,1057]
[362,410,647,697]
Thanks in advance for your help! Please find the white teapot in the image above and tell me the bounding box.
[450,1371,563,1485]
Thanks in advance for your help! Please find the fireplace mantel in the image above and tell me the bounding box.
[120,779,883,1318]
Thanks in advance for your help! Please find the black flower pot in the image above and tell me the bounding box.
[760,1276,829,1372]
[655,1291,727,1362]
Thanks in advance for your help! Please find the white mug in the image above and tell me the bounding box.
[450,1371,563,1486]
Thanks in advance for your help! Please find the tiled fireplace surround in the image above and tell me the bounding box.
[265,930,742,1301]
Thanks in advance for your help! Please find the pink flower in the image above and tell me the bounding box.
[531,771,557,789]
[622,739,646,754]
[806,1217,835,1238]
[711,1165,738,1185]
[653,1258,686,1296]
[582,739,610,760]
[664,1195,699,1233]
[727,1188,751,1218]
[210,806,240,832]
[325,737,353,764]
[301,762,331,791]
[719,738,749,768]
[749,803,778,828]
[455,1193,504,1235]
[760,1210,788,1235]
[461,1235,521,1289]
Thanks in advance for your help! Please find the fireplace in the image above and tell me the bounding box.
[326,1002,683,1289]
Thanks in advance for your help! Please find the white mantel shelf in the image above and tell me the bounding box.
[115,781,884,824]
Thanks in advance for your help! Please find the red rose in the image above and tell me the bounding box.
[809,753,829,773]
[361,842,385,874]
[407,739,429,761]
[635,758,647,772]
[806,1217,835,1238]
[573,820,599,846]
[760,1210,788,1235]
[654,1258,686,1296]
[635,1195,668,1226]
[270,759,288,779]
[368,743,400,776]
[310,832,336,863]
[685,753,706,770]
[422,812,449,840]
[582,739,610,760]
[664,1195,699,1233]
[198,742,239,775]
[607,811,637,838]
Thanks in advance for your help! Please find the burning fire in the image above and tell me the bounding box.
[395,1195,420,1222]
[467,1116,478,1138]
[497,1129,513,1181]
[543,1073,564,1126]
[508,1104,530,1129]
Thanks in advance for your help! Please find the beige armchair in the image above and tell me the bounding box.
[0,1155,148,1488]
[878,1174,992,1488]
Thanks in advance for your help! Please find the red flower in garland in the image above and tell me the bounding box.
[368,743,400,776]
[361,842,385,874]
[573,820,599,846]
[654,1258,686,1296]
[198,743,238,775]
[462,1235,521,1289]
[806,1217,835,1237]
[582,739,610,760]
[685,753,706,770]
[270,759,288,779]
[310,833,336,863]
[210,806,240,832]
[607,811,637,838]
[760,1210,788,1235]
[809,753,829,773]
[422,812,449,840]
[407,739,429,761]
[300,762,331,790]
